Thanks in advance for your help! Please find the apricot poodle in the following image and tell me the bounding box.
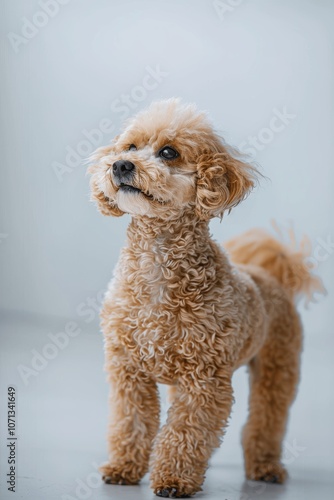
[88,99,322,497]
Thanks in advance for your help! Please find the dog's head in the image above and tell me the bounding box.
[88,99,259,220]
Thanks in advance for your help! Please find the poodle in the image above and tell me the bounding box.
[88,99,322,497]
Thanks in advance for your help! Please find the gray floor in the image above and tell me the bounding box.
[0,312,333,499]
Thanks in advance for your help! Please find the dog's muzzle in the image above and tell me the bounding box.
[112,159,135,183]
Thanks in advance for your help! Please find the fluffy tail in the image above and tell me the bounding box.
[225,224,325,303]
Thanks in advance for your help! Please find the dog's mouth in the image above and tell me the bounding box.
[119,183,142,194]
[119,183,155,200]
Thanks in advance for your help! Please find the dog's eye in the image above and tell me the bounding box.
[128,144,137,151]
[159,146,179,160]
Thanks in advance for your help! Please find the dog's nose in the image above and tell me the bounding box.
[112,160,135,179]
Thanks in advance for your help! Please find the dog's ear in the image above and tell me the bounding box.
[87,138,125,217]
[196,143,258,220]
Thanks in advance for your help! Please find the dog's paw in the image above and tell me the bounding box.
[246,461,287,484]
[153,476,200,498]
[100,462,141,485]
[155,487,179,498]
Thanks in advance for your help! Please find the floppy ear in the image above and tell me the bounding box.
[87,139,125,217]
[196,146,259,220]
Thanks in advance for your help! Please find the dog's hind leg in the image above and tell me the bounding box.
[242,306,302,483]
[167,385,178,404]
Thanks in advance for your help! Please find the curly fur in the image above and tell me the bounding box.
[88,99,322,497]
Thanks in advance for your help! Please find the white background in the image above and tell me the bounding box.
[0,1,333,499]
[1,0,333,325]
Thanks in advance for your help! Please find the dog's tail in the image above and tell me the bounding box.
[225,224,325,303]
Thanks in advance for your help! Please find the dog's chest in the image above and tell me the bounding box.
[115,283,199,374]
[104,240,246,380]
[107,275,236,382]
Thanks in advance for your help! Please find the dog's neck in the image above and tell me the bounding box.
[127,208,211,252]
[122,208,232,313]
[123,208,230,306]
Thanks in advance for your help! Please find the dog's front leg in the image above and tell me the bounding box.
[150,369,234,497]
[100,356,160,485]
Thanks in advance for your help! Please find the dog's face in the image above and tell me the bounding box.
[88,99,258,220]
